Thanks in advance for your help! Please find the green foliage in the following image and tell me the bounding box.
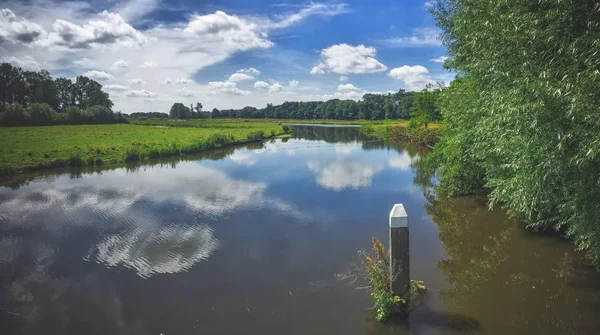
[281,124,291,134]
[358,237,427,321]
[429,0,600,263]
[247,130,265,140]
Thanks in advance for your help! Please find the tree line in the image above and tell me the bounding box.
[147,88,442,122]
[428,0,600,265]
[0,63,125,126]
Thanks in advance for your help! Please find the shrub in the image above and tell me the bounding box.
[67,154,85,167]
[1,103,29,126]
[282,125,291,134]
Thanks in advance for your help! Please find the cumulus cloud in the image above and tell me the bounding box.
[310,65,325,75]
[177,87,194,97]
[45,11,147,49]
[113,60,130,68]
[265,3,350,30]
[237,68,260,76]
[162,78,172,84]
[125,89,158,98]
[184,11,273,52]
[175,77,193,84]
[313,44,387,74]
[83,70,114,81]
[388,65,433,91]
[74,58,93,67]
[339,75,348,82]
[138,61,157,68]
[104,84,130,91]
[228,72,255,82]
[429,56,448,63]
[253,81,270,89]
[208,81,250,96]
[269,83,283,92]
[288,80,299,87]
[128,78,147,85]
[253,80,282,92]
[1,55,41,70]
[338,83,360,91]
[0,8,46,45]
[381,27,441,47]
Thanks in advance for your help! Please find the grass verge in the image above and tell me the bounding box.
[0,121,288,176]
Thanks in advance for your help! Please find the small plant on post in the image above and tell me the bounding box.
[358,237,426,321]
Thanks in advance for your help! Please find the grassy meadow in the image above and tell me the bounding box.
[0,120,287,175]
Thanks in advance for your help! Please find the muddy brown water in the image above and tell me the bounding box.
[1,125,599,334]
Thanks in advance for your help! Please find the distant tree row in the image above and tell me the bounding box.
[206,89,441,121]
[1,103,127,126]
[168,102,211,119]
[0,63,122,126]
[128,112,170,119]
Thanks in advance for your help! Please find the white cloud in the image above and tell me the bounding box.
[338,83,360,91]
[228,72,255,82]
[288,80,299,87]
[237,68,260,76]
[320,90,366,101]
[314,44,387,74]
[253,81,270,89]
[104,84,130,91]
[128,78,147,85]
[307,160,384,191]
[184,11,273,52]
[339,75,348,82]
[0,9,46,45]
[177,87,194,97]
[138,61,157,68]
[162,78,172,84]
[429,56,448,63]
[265,3,350,30]
[113,60,130,68]
[45,11,147,49]
[253,81,282,92]
[425,1,434,7]
[208,81,250,96]
[125,89,158,98]
[269,83,283,92]
[74,58,93,67]
[1,55,41,70]
[388,65,433,91]
[381,27,441,47]
[310,65,325,75]
[175,77,193,84]
[83,70,114,81]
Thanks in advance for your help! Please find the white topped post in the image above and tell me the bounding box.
[389,204,409,295]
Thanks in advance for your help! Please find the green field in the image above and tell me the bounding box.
[0,120,287,175]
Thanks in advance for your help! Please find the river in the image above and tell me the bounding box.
[0,125,599,334]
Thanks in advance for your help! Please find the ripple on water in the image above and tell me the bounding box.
[87,223,219,278]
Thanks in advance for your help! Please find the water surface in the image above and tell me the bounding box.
[1,125,598,334]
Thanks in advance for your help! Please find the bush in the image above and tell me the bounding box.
[124,147,141,162]
[282,124,291,134]
[1,103,29,126]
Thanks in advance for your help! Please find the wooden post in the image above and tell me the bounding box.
[389,204,409,295]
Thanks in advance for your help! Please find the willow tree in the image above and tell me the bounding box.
[429,0,600,264]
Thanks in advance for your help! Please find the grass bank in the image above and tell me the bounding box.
[130,118,398,127]
[0,121,287,176]
[360,121,442,146]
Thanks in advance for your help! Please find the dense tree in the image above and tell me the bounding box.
[169,103,191,119]
[428,0,600,264]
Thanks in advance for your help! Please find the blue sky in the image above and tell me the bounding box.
[0,0,451,112]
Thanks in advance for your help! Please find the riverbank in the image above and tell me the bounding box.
[0,122,288,176]
[359,122,442,146]
[129,118,398,127]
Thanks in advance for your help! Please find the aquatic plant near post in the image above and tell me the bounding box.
[358,237,426,321]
